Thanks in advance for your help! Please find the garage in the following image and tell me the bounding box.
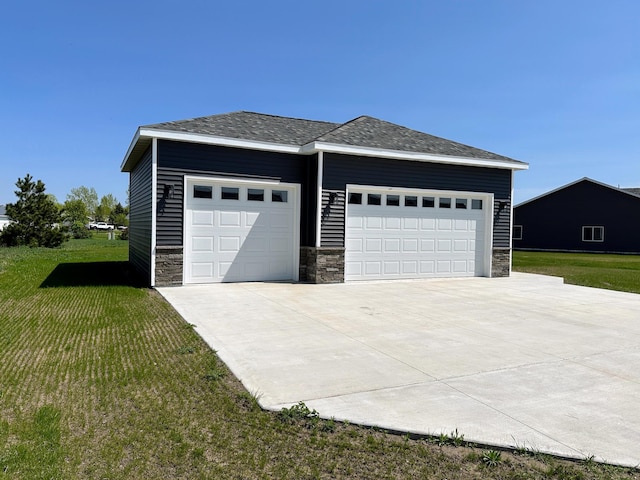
[345,186,492,281]
[184,177,299,283]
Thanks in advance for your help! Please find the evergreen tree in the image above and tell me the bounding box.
[0,174,66,247]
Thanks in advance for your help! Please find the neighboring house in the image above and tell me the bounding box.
[513,177,640,253]
[120,111,528,286]
[0,205,9,230]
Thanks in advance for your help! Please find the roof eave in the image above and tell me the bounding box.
[302,141,529,171]
[120,128,303,172]
[515,177,640,208]
[121,128,529,173]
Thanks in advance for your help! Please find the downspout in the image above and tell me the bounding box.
[315,151,324,248]
[150,138,158,286]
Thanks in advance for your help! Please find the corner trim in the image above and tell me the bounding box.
[150,138,158,287]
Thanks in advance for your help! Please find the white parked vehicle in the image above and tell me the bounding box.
[88,221,115,230]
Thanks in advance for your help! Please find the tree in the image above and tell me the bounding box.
[67,186,98,219]
[92,194,117,222]
[61,198,91,239]
[0,174,66,248]
[111,202,128,228]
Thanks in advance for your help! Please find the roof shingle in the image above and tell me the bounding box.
[144,111,521,163]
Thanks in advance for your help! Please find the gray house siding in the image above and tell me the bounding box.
[128,146,153,284]
[155,140,316,247]
[321,153,513,248]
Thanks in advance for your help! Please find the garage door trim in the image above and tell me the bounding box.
[345,184,494,280]
[183,175,301,284]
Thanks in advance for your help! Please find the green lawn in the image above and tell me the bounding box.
[1,239,639,479]
[513,251,640,294]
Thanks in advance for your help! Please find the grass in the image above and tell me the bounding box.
[512,251,640,294]
[1,240,639,479]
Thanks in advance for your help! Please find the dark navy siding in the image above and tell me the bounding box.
[322,153,513,248]
[156,168,184,246]
[320,190,345,247]
[514,180,640,253]
[128,146,153,284]
[156,140,316,247]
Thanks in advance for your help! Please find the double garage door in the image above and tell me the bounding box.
[345,187,491,281]
[184,178,299,283]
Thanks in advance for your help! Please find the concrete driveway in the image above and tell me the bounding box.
[158,273,640,467]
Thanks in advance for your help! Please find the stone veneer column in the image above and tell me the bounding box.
[299,247,345,283]
[491,247,511,278]
[155,246,183,286]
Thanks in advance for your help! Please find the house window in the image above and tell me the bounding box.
[193,185,212,199]
[422,196,435,208]
[272,190,288,202]
[455,198,467,209]
[248,189,264,201]
[582,226,604,242]
[367,193,381,206]
[348,193,362,204]
[471,199,483,210]
[439,197,451,208]
[386,194,400,206]
[405,195,418,207]
[513,225,523,240]
[221,187,239,200]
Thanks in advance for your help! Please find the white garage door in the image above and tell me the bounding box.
[185,178,299,283]
[345,187,491,281]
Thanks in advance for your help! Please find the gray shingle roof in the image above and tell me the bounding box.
[316,115,516,161]
[144,111,521,163]
[622,187,640,197]
[145,111,339,146]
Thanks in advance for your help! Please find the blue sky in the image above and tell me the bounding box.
[1,0,638,206]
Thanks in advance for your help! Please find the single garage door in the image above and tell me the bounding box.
[345,187,491,281]
[185,178,299,283]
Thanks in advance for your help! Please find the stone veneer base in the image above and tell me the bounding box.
[155,246,184,286]
[491,247,511,278]
[300,247,345,284]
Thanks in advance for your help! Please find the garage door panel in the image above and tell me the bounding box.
[366,217,383,229]
[218,236,241,252]
[420,218,436,230]
[402,261,418,274]
[365,238,382,252]
[365,262,382,275]
[383,261,400,274]
[438,218,452,230]
[403,238,418,252]
[437,261,451,273]
[403,217,418,230]
[384,238,400,253]
[192,210,214,226]
[437,239,452,252]
[192,236,214,252]
[219,211,241,227]
[192,262,214,278]
[346,238,363,252]
[420,239,435,252]
[346,189,488,281]
[420,260,435,273]
[384,217,401,229]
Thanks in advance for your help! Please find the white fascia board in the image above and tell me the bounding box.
[121,128,142,171]
[139,128,302,154]
[302,141,529,171]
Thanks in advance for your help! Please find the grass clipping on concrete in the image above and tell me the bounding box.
[0,239,639,479]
